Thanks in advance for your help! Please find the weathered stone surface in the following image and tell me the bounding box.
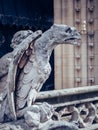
[0,120,27,130]
[0,24,80,129]
[0,120,78,130]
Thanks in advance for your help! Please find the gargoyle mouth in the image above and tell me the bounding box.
[65,33,81,45]
[65,39,79,45]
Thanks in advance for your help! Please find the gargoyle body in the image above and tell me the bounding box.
[0,24,81,126]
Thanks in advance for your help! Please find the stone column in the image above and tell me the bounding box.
[61,0,74,88]
[94,0,98,85]
[80,0,88,86]
[54,0,74,89]
[54,0,62,89]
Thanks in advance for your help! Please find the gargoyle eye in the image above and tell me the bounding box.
[66,27,72,33]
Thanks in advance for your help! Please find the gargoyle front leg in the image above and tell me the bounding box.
[16,88,38,118]
[27,88,37,107]
[16,105,37,118]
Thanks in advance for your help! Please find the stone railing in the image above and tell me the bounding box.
[36,85,98,130]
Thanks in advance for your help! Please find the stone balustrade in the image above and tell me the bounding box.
[36,85,98,130]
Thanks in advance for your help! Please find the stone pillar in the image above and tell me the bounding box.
[54,0,62,89]
[80,0,88,86]
[54,0,74,89]
[61,0,74,88]
[94,0,98,85]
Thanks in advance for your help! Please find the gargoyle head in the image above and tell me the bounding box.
[51,24,81,45]
[11,30,33,49]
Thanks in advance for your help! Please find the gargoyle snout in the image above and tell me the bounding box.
[74,31,81,39]
[71,27,81,39]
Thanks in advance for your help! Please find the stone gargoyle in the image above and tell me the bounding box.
[0,24,80,130]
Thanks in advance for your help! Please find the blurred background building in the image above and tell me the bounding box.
[54,0,98,89]
[0,0,98,90]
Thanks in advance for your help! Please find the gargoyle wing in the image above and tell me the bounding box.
[6,30,42,120]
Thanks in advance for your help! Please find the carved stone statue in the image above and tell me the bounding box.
[0,24,80,129]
